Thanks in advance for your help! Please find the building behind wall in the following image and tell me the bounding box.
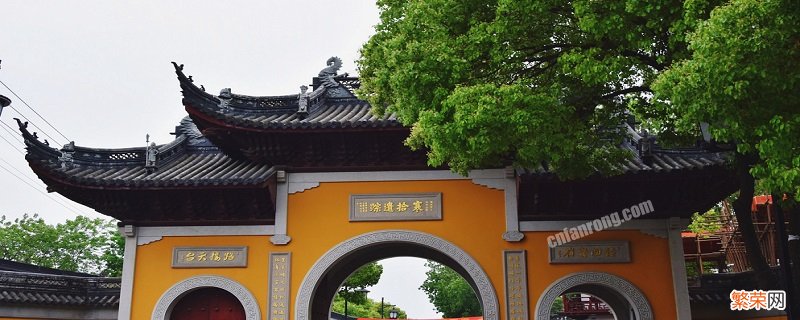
[0,259,119,320]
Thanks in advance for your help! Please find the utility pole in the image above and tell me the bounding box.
[0,94,9,118]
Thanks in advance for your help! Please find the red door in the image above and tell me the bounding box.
[170,287,246,320]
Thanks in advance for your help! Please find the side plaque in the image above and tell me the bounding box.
[350,193,442,221]
[268,252,291,320]
[504,250,528,320]
[549,241,630,264]
[172,246,247,268]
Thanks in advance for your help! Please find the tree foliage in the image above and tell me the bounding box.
[419,261,481,318]
[337,262,384,304]
[359,0,799,299]
[331,261,409,318]
[0,214,124,276]
[688,207,722,235]
[331,295,407,319]
[358,0,720,177]
[652,0,799,307]
[653,0,800,197]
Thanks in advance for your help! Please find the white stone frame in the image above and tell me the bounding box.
[534,272,653,320]
[287,169,523,242]
[294,230,499,320]
[152,275,260,320]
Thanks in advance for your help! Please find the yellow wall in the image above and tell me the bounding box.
[130,179,679,319]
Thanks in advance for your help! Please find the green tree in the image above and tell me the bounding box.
[331,262,396,317]
[688,207,722,235]
[419,261,481,318]
[331,295,407,319]
[336,262,384,305]
[652,0,799,308]
[358,0,719,177]
[549,296,563,316]
[358,0,798,298]
[0,214,124,276]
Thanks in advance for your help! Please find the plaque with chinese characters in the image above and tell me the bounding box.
[504,250,529,320]
[549,241,630,264]
[268,252,291,320]
[349,193,442,221]
[172,246,247,268]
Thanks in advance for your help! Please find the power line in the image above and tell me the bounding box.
[0,160,87,215]
[0,119,24,144]
[0,79,69,145]
[0,158,46,191]
[0,133,24,155]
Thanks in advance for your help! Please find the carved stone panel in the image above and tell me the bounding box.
[172,246,247,268]
[548,241,630,264]
[268,252,291,320]
[349,193,442,221]
[504,250,528,320]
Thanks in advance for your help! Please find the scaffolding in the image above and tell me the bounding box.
[683,195,789,285]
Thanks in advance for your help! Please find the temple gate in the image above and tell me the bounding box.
[16,58,737,320]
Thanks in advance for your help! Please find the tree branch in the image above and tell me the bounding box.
[599,86,651,100]
[621,49,664,70]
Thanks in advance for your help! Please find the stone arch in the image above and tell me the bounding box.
[295,230,499,320]
[152,275,260,320]
[535,272,653,320]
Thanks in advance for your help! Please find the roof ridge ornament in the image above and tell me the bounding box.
[145,134,158,173]
[59,141,75,169]
[318,57,348,88]
[297,85,309,118]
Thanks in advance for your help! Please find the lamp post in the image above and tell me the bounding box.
[0,94,10,118]
[380,300,395,319]
[388,308,399,319]
[341,287,369,320]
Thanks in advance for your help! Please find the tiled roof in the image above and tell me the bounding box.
[0,259,96,277]
[217,102,401,130]
[688,268,783,304]
[519,126,730,176]
[18,117,274,189]
[518,149,729,176]
[0,270,120,308]
[175,62,402,131]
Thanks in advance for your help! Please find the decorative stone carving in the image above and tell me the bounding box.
[502,231,524,242]
[288,182,319,194]
[219,88,232,99]
[295,230,499,320]
[145,142,159,172]
[534,272,653,320]
[151,275,260,320]
[58,141,75,169]
[270,234,291,245]
[297,86,309,116]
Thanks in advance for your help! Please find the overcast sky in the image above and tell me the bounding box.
[0,1,442,318]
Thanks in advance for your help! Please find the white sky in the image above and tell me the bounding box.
[0,1,441,318]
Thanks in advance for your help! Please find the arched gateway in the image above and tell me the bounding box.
[296,231,498,320]
[16,58,737,320]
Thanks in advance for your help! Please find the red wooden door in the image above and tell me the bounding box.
[170,287,246,320]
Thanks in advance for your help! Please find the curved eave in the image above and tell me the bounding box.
[518,163,738,220]
[519,150,732,178]
[23,148,276,191]
[16,118,62,161]
[25,160,278,226]
[173,62,297,113]
[174,63,404,133]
